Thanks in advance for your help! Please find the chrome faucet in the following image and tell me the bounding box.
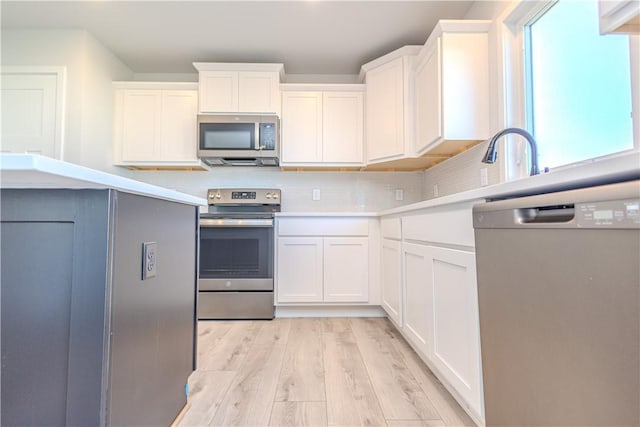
[481,127,540,176]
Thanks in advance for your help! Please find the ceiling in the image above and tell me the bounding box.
[1,1,477,75]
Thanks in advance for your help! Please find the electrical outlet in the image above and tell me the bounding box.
[433,184,439,198]
[395,189,404,201]
[142,242,157,280]
[312,189,321,201]
[480,167,489,187]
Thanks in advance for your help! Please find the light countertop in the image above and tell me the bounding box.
[276,212,378,217]
[0,154,207,206]
[380,151,639,216]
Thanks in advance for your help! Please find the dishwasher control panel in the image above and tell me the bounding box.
[578,199,640,228]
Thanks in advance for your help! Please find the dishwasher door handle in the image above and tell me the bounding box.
[516,204,575,224]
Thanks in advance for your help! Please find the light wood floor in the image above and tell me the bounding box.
[177,317,476,427]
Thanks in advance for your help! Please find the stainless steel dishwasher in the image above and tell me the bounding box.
[473,180,640,426]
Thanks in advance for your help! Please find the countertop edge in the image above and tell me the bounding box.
[0,154,207,207]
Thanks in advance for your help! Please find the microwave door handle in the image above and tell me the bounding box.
[255,123,260,151]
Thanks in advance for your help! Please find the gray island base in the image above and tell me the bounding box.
[1,188,198,426]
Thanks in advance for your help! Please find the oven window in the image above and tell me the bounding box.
[200,123,255,150]
[199,226,272,278]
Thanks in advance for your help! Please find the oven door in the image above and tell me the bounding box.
[198,218,273,291]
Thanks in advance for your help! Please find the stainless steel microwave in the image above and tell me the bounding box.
[197,114,279,166]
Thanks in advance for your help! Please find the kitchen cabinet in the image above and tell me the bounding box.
[113,82,204,169]
[599,1,640,34]
[1,187,198,426]
[276,217,369,304]
[414,20,491,156]
[362,48,420,164]
[0,67,65,159]
[193,63,284,114]
[380,218,402,326]
[280,86,364,167]
[402,242,432,358]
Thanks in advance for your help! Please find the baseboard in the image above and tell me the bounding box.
[275,305,387,318]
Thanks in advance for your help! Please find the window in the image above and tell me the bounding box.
[524,0,634,170]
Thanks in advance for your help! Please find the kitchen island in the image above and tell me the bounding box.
[0,154,206,426]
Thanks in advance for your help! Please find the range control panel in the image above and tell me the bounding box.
[207,188,281,205]
[577,199,640,228]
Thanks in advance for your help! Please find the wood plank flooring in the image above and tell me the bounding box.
[178,318,475,427]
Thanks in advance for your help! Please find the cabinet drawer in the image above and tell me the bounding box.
[402,204,476,247]
[278,218,369,236]
[381,217,401,239]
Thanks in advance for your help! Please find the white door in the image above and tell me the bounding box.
[415,38,442,154]
[323,237,369,302]
[277,237,323,303]
[161,90,198,161]
[402,242,432,358]
[199,71,238,113]
[1,68,64,158]
[381,238,402,326]
[121,90,162,162]
[281,91,323,163]
[365,57,405,162]
[322,91,364,164]
[426,245,483,417]
[238,72,279,114]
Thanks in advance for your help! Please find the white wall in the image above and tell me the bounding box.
[2,30,135,173]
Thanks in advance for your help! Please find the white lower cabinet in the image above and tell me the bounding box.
[402,242,433,358]
[381,238,402,325]
[425,245,483,418]
[276,237,324,303]
[276,218,370,304]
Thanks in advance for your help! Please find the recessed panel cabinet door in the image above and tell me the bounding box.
[415,38,442,153]
[277,237,323,303]
[381,238,402,325]
[402,242,433,358]
[238,71,280,114]
[426,245,483,418]
[281,91,323,163]
[121,90,162,162]
[199,71,238,113]
[160,90,198,161]
[323,237,368,302]
[322,92,364,163]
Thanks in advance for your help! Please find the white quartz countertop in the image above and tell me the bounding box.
[379,151,640,216]
[0,154,207,206]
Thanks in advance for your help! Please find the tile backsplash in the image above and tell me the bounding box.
[129,168,424,212]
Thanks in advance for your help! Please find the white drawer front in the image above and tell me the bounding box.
[402,205,475,247]
[278,218,369,236]
[381,217,401,239]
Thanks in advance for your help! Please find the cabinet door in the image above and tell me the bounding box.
[160,90,198,161]
[402,242,432,358]
[277,237,323,303]
[365,57,405,162]
[381,238,402,325]
[426,246,483,417]
[199,71,238,112]
[281,91,323,163]
[238,72,280,114]
[322,92,364,164]
[1,70,61,158]
[323,237,369,302]
[415,38,442,154]
[121,90,162,162]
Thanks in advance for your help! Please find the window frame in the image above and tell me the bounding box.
[497,0,639,181]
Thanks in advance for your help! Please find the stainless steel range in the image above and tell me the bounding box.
[198,188,280,320]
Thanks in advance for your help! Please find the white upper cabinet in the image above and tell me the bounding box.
[361,47,420,164]
[1,67,65,159]
[414,20,491,156]
[193,63,283,114]
[599,1,640,33]
[113,82,202,168]
[280,85,364,167]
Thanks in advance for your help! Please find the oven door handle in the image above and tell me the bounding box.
[199,218,274,227]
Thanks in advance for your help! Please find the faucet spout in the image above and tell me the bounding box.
[481,127,540,176]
